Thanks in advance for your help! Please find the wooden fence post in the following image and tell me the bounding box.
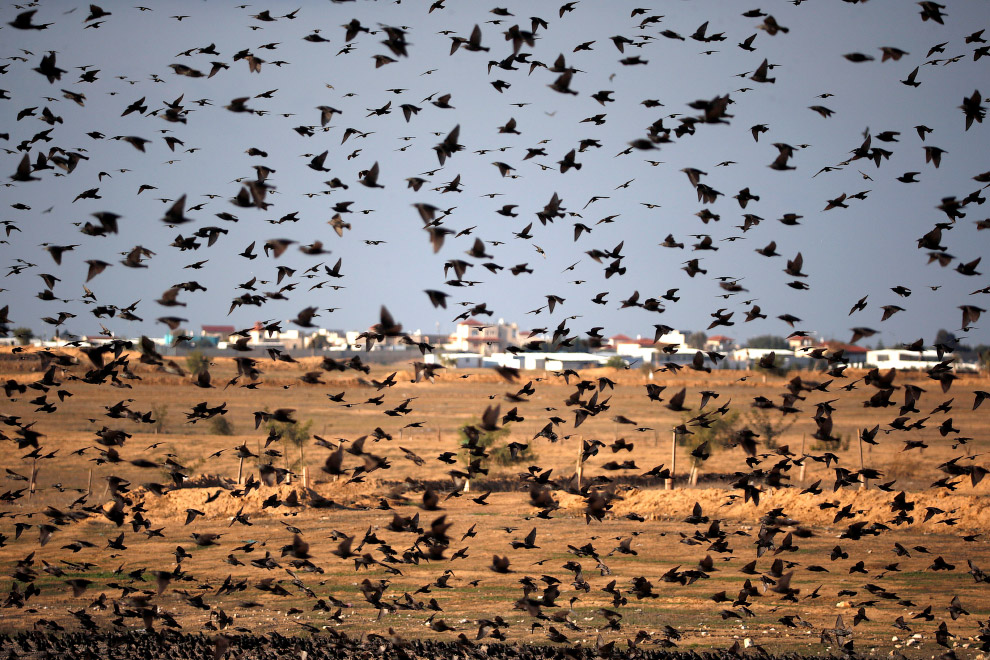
[575,435,584,491]
[859,434,867,490]
[666,429,676,490]
[798,434,807,485]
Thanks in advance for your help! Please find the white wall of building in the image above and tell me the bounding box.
[865,348,975,370]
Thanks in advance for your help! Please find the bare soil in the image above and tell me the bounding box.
[2,350,989,657]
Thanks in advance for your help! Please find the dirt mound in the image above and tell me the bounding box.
[555,485,990,532]
[132,478,389,522]
[136,476,990,534]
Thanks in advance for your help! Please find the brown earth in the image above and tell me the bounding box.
[2,349,990,656]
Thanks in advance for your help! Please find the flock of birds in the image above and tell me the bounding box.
[1,1,990,659]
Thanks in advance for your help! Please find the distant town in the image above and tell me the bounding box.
[5,316,984,374]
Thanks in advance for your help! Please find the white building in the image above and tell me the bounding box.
[654,345,721,368]
[865,348,975,371]
[445,318,522,355]
[424,352,486,368]
[427,351,609,371]
[488,351,609,371]
[307,328,351,351]
[705,335,735,352]
[729,347,796,369]
[608,330,686,366]
[249,326,305,351]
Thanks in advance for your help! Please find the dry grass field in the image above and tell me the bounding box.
[2,348,990,656]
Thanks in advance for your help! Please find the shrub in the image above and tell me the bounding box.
[605,355,627,369]
[978,348,990,372]
[457,420,531,468]
[267,417,312,448]
[489,441,535,466]
[152,404,169,434]
[265,415,313,471]
[12,327,34,345]
[158,444,206,483]
[746,334,789,350]
[185,350,209,375]
[744,407,796,451]
[209,415,234,436]
[678,408,739,467]
[753,352,791,377]
[686,331,708,349]
[810,432,850,452]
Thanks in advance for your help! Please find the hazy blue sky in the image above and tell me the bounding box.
[1,0,988,347]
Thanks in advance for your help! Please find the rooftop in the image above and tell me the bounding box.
[201,325,236,334]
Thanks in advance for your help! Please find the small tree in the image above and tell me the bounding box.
[678,408,740,482]
[686,331,708,349]
[934,328,957,347]
[753,352,790,377]
[744,407,796,451]
[209,416,235,436]
[746,334,789,350]
[810,432,850,452]
[457,420,529,469]
[566,337,591,352]
[158,443,206,485]
[605,355,627,369]
[152,404,169,434]
[12,327,33,346]
[267,416,313,472]
[678,409,740,451]
[185,350,209,375]
[974,345,990,372]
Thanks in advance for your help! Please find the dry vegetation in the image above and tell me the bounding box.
[2,348,990,656]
